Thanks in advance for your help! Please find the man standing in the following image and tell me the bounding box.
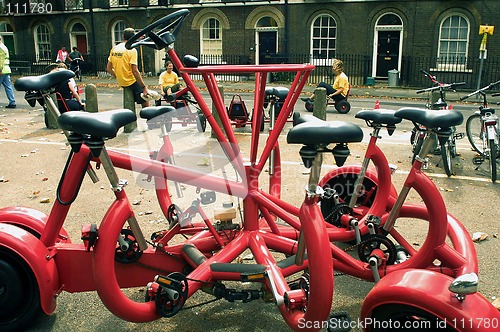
[0,36,16,108]
[106,27,150,109]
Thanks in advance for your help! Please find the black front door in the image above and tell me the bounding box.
[376,31,400,77]
[259,31,277,64]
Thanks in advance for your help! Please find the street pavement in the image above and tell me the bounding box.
[1,74,499,331]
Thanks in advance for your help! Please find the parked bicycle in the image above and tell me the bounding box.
[461,81,500,182]
[69,57,83,82]
[411,70,465,176]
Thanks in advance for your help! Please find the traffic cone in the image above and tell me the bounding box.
[374,99,380,109]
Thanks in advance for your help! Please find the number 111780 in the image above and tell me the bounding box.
[5,2,53,14]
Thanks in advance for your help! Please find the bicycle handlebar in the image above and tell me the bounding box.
[416,82,466,94]
[459,80,500,101]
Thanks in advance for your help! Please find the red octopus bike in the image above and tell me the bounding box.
[0,9,498,332]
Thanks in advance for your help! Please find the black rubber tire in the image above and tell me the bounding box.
[0,250,42,332]
[304,100,314,112]
[466,114,482,155]
[335,100,351,114]
[292,111,301,126]
[369,304,456,331]
[320,173,377,223]
[489,138,497,182]
[197,113,206,132]
[441,140,453,177]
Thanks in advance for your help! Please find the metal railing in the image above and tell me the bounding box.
[10,53,500,90]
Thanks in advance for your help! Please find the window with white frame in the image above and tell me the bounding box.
[65,0,83,10]
[201,18,222,60]
[311,14,336,65]
[437,14,470,70]
[35,24,51,61]
[112,21,127,45]
[110,0,128,7]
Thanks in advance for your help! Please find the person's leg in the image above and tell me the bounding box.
[171,83,181,93]
[330,90,346,102]
[317,82,335,96]
[4,75,16,106]
[66,99,84,111]
[130,81,150,107]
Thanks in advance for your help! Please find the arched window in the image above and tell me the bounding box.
[34,24,51,61]
[70,22,88,54]
[438,14,469,68]
[311,14,336,61]
[201,18,222,56]
[112,21,127,45]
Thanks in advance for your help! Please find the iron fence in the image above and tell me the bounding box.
[10,53,500,90]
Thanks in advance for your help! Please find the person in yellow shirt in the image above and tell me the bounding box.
[106,28,150,107]
[158,61,182,99]
[0,36,16,108]
[303,58,349,102]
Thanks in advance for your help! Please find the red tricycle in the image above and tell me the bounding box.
[304,85,351,114]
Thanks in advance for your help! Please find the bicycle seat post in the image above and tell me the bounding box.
[349,125,381,208]
[295,148,324,266]
[384,130,438,233]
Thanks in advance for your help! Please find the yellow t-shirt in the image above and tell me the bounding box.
[158,70,179,89]
[333,72,349,97]
[108,42,138,87]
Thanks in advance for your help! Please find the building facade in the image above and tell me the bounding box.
[1,0,499,86]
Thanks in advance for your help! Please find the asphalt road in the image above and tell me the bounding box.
[0,78,499,332]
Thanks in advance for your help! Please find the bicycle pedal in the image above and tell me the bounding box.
[473,157,484,165]
[455,132,465,140]
[327,311,352,332]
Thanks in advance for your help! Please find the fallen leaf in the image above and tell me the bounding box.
[132,200,141,205]
[197,158,210,166]
[40,198,51,203]
[32,190,40,196]
[472,232,488,242]
[492,297,500,310]
[144,211,153,215]
[42,177,48,181]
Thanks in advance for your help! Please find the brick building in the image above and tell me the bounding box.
[1,0,499,86]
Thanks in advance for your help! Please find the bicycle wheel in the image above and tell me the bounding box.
[441,140,453,177]
[466,114,483,154]
[0,249,42,331]
[368,304,456,331]
[488,139,497,182]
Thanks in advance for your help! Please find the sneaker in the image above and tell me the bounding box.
[140,91,161,102]
[5,104,16,108]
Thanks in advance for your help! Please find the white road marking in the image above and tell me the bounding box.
[0,137,492,183]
